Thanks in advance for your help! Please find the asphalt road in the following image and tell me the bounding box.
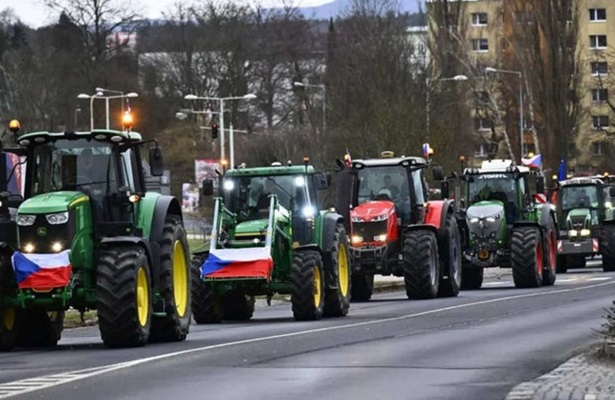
[1,264,614,400]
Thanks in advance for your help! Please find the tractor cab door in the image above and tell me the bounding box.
[336,169,357,232]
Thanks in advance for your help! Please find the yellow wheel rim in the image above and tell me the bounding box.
[3,308,15,331]
[172,240,188,318]
[136,267,149,327]
[338,244,349,297]
[313,265,322,308]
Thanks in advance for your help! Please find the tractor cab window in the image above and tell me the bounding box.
[468,173,519,221]
[357,166,411,220]
[30,140,118,198]
[561,185,599,210]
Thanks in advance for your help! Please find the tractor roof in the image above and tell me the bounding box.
[560,177,604,186]
[465,159,531,175]
[226,164,315,177]
[351,156,427,169]
[16,129,142,146]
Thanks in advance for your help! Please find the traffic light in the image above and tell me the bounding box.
[211,123,219,139]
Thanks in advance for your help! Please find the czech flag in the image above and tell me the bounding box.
[201,247,274,280]
[521,153,542,169]
[11,250,72,290]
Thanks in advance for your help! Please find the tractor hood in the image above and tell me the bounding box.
[565,208,591,230]
[351,201,395,222]
[235,219,268,236]
[18,191,88,214]
[466,201,505,239]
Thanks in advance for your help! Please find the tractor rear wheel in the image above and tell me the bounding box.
[97,246,152,348]
[290,250,325,321]
[191,253,223,323]
[17,309,64,348]
[403,230,440,300]
[437,215,462,297]
[511,227,543,288]
[0,306,19,351]
[461,266,484,290]
[324,224,351,317]
[602,225,615,272]
[542,224,557,287]
[223,293,255,321]
[150,218,191,342]
[556,255,568,273]
[350,273,373,302]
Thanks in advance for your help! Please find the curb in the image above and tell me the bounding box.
[373,280,406,294]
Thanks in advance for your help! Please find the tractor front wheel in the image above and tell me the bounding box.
[0,306,19,351]
[17,309,64,348]
[461,266,484,290]
[191,253,223,324]
[403,230,440,300]
[290,250,325,321]
[437,215,462,297]
[150,218,191,342]
[223,292,255,321]
[323,223,351,317]
[511,227,543,288]
[350,273,373,302]
[542,224,557,287]
[97,246,152,348]
[556,255,568,273]
[602,225,615,272]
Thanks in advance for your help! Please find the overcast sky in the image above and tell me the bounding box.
[0,0,334,28]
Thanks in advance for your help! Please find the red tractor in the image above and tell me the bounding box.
[337,151,461,301]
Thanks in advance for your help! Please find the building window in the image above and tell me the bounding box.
[474,118,491,131]
[590,35,607,49]
[475,143,489,158]
[589,8,607,22]
[472,38,489,52]
[592,142,606,156]
[591,88,609,102]
[592,115,610,129]
[472,13,488,26]
[591,61,608,75]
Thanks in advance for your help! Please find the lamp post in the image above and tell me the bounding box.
[485,67,524,161]
[77,91,138,130]
[183,93,256,168]
[426,75,469,140]
[293,81,326,137]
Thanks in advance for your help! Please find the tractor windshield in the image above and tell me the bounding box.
[223,174,316,220]
[468,173,517,205]
[29,139,118,197]
[357,166,411,204]
[560,184,599,211]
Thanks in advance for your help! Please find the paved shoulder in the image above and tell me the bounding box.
[507,348,615,400]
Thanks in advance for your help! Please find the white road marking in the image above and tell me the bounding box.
[587,277,611,281]
[483,281,510,285]
[1,280,615,398]
[555,278,576,282]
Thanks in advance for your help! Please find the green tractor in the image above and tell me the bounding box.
[191,161,350,322]
[454,159,558,289]
[554,175,615,272]
[0,121,190,350]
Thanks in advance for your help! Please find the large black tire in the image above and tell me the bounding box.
[437,215,462,297]
[602,225,615,272]
[323,224,351,317]
[461,266,484,290]
[350,273,373,302]
[404,230,440,300]
[542,222,557,287]
[223,293,255,321]
[16,309,64,348]
[190,253,223,324]
[511,227,543,288]
[290,250,325,321]
[0,306,19,351]
[97,246,152,348]
[150,219,191,342]
[556,255,568,273]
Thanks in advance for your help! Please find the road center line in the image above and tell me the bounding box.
[1,280,614,399]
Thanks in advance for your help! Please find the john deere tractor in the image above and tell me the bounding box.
[455,159,557,289]
[336,151,462,301]
[0,121,190,350]
[555,175,615,272]
[191,161,350,322]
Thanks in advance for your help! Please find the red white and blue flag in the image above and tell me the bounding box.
[201,247,273,280]
[11,250,72,290]
[521,153,542,169]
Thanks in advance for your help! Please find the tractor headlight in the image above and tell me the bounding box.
[51,242,64,253]
[302,206,315,218]
[606,201,613,209]
[46,212,69,225]
[374,234,387,242]
[16,215,36,226]
[580,229,591,237]
[351,216,364,223]
[223,180,235,191]
[371,214,388,222]
[486,217,496,223]
[23,243,35,253]
[569,229,578,237]
[351,235,363,244]
[468,217,479,224]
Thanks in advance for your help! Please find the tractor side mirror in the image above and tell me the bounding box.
[440,181,450,199]
[202,178,214,196]
[432,166,445,182]
[609,187,615,197]
[315,172,331,190]
[149,147,164,177]
[536,176,545,194]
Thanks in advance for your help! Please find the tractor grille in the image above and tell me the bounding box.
[19,212,75,253]
[352,220,388,243]
[569,215,587,229]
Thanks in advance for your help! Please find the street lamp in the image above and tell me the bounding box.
[183,93,257,167]
[426,75,469,139]
[485,67,524,161]
[77,91,138,130]
[293,81,326,137]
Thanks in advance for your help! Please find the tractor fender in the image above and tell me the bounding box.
[425,199,453,233]
[404,223,438,236]
[321,212,345,254]
[149,195,183,244]
[99,236,160,290]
